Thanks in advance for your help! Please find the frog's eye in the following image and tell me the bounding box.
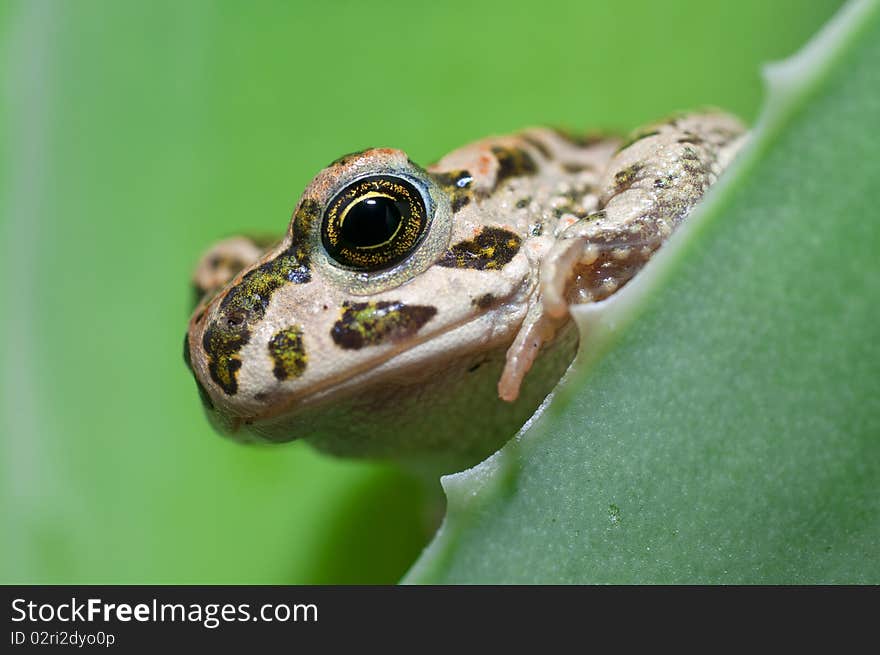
[321,174,429,271]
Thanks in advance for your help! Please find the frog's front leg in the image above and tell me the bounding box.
[498,296,567,401]
[499,112,747,401]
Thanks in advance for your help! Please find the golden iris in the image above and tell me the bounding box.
[322,175,427,270]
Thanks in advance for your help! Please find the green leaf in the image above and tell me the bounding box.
[0,0,845,584]
[405,0,880,584]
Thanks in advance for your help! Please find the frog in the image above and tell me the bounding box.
[183,112,746,475]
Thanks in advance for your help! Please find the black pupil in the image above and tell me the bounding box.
[340,196,403,249]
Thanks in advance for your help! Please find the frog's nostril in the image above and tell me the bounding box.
[226,309,247,327]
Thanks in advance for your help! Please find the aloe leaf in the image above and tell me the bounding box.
[405,0,880,584]
[0,1,849,584]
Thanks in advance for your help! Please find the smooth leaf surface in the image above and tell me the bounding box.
[406,0,880,584]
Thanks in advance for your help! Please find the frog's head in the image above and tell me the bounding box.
[185,146,541,442]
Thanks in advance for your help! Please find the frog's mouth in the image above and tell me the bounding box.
[244,297,527,427]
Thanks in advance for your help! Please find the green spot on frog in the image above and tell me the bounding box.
[331,301,437,350]
[202,200,318,395]
[268,326,308,380]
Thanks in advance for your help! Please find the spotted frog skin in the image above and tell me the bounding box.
[184,112,745,473]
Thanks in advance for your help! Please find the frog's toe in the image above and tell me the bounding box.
[498,303,561,402]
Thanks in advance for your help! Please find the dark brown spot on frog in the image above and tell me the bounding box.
[612,162,645,194]
[451,194,471,212]
[490,146,537,190]
[515,197,531,209]
[430,169,473,214]
[551,128,612,148]
[432,169,473,188]
[202,325,246,396]
[554,206,572,219]
[201,200,318,395]
[561,162,593,174]
[437,226,522,270]
[680,146,702,162]
[331,301,437,350]
[268,326,307,381]
[520,134,552,159]
[677,133,704,145]
[472,293,496,309]
[679,147,708,177]
[654,175,675,189]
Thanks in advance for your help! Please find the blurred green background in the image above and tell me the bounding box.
[1,0,841,583]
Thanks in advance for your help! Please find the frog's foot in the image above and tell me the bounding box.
[498,222,661,402]
[192,235,278,305]
[540,222,665,319]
